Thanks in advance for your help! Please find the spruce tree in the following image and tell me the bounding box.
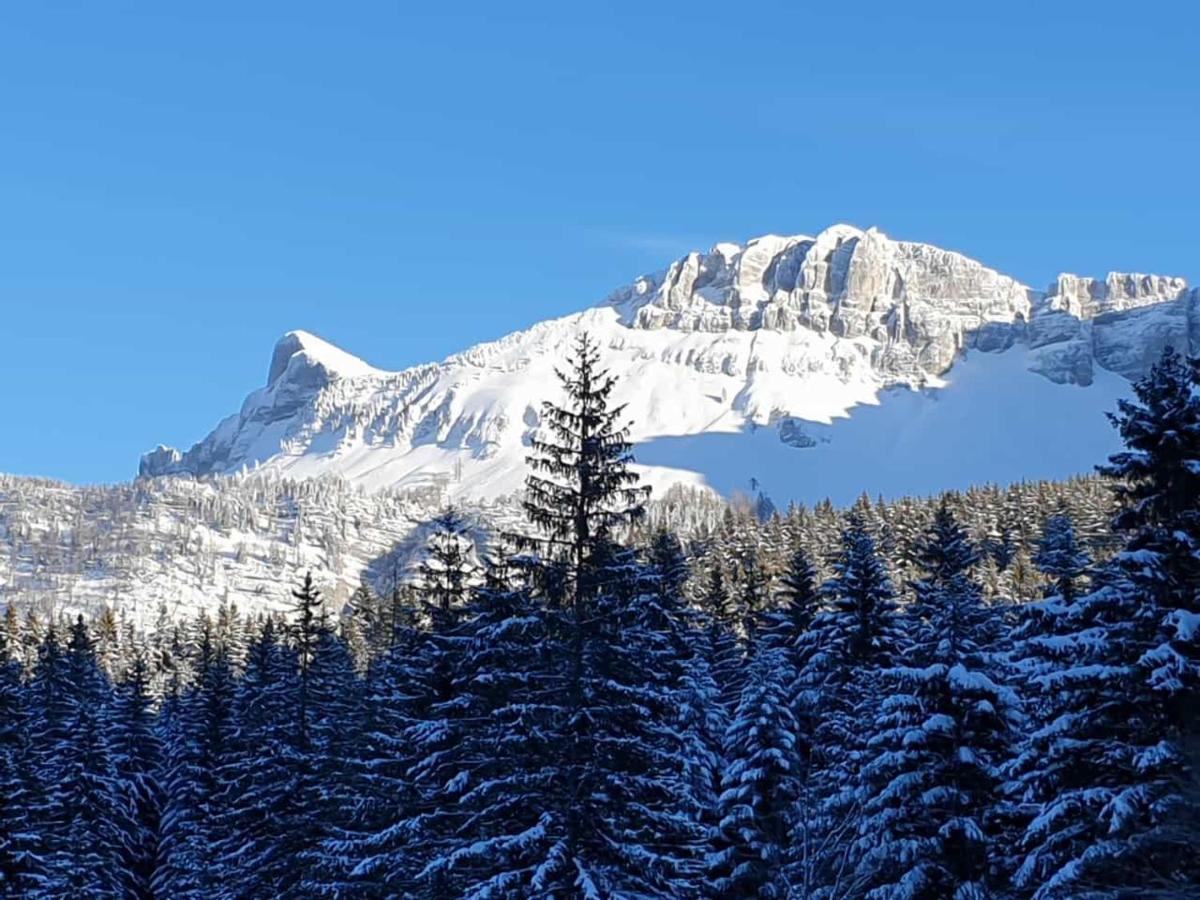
[49,617,122,896]
[0,617,45,894]
[792,517,901,895]
[759,543,821,671]
[298,615,365,896]
[109,653,163,900]
[514,332,698,895]
[210,619,305,896]
[406,556,556,896]
[416,507,479,623]
[1013,347,1200,895]
[1032,513,1091,602]
[856,504,1020,898]
[325,589,430,896]
[709,647,801,898]
[699,565,743,713]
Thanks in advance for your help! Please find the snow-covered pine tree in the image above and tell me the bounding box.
[402,554,555,896]
[155,620,236,897]
[1088,347,1200,889]
[856,503,1020,898]
[152,677,207,897]
[369,513,481,895]
[737,544,770,647]
[322,588,430,896]
[709,646,801,898]
[520,331,649,592]
[48,616,122,896]
[699,564,743,714]
[759,543,820,669]
[416,507,479,622]
[508,332,698,895]
[297,613,365,896]
[0,614,46,894]
[647,528,692,609]
[644,528,725,846]
[108,652,163,899]
[1012,347,1200,896]
[291,571,322,751]
[676,636,728,880]
[210,619,305,896]
[791,517,901,896]
[1032,513,1092,602]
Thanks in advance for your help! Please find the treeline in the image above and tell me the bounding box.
[1,337,1198,898]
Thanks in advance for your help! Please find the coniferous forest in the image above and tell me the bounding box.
[2,335,1199,899]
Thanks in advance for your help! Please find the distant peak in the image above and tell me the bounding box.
[267,330,379,387]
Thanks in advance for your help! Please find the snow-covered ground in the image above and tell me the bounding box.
[635,347,1130,505]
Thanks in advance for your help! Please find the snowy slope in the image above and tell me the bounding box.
[141,224,1198,507]
[0,473,507,625]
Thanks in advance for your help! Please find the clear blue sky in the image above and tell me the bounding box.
[2,1,1196,483]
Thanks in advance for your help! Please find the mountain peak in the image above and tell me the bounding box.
[266,330,379,388]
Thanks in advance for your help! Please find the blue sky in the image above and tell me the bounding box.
[2,1,1196,483]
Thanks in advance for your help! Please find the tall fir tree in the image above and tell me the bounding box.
[1032,513,1092,602]
[513,332,699,895]
[792,517,901,896]
[856,504,1020,898]
[49,617,122,896]
[298,614,365,896]
[324,587,432,896]
[709,647,801,898]
[210,619,306,897]
[699,565,743,714]
[406,556,557,896]
[0,614,45,894]
[1013,347,1200,896]
[108,652,163,900]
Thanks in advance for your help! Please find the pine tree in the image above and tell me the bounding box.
[153,684,207,897]
[27,624,72,889]
[645,528,723,847]
[292,571,323,750]
[416,507,479,624]
[48,617,122,896]
[792,518,901,896]
[856,504,1020,898]
[298,615,365,896]
[210,619,305,896]
[709,647,801,898]
[520,332,649,592]
[324,590,430,896]
[163,621,236,896]
[1032,513,1092,602]
[759,543,821,669]
[507,332,698,895]
[648,528,692,604]
[699,564,743,713]
[1012,347,1200,896]
[0,615,46,894]
[405,556,556,896]
[737,545,770,647]
[109,653,163,899]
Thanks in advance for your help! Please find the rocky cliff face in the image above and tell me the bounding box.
[139,224,1195,504]
[609,224,1197,386]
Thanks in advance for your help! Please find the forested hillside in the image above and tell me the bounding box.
[1,336,1197,898]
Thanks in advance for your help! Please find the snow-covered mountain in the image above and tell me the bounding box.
[141,224,1197,506]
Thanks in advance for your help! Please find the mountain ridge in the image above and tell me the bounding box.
[139,223,1196,505]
